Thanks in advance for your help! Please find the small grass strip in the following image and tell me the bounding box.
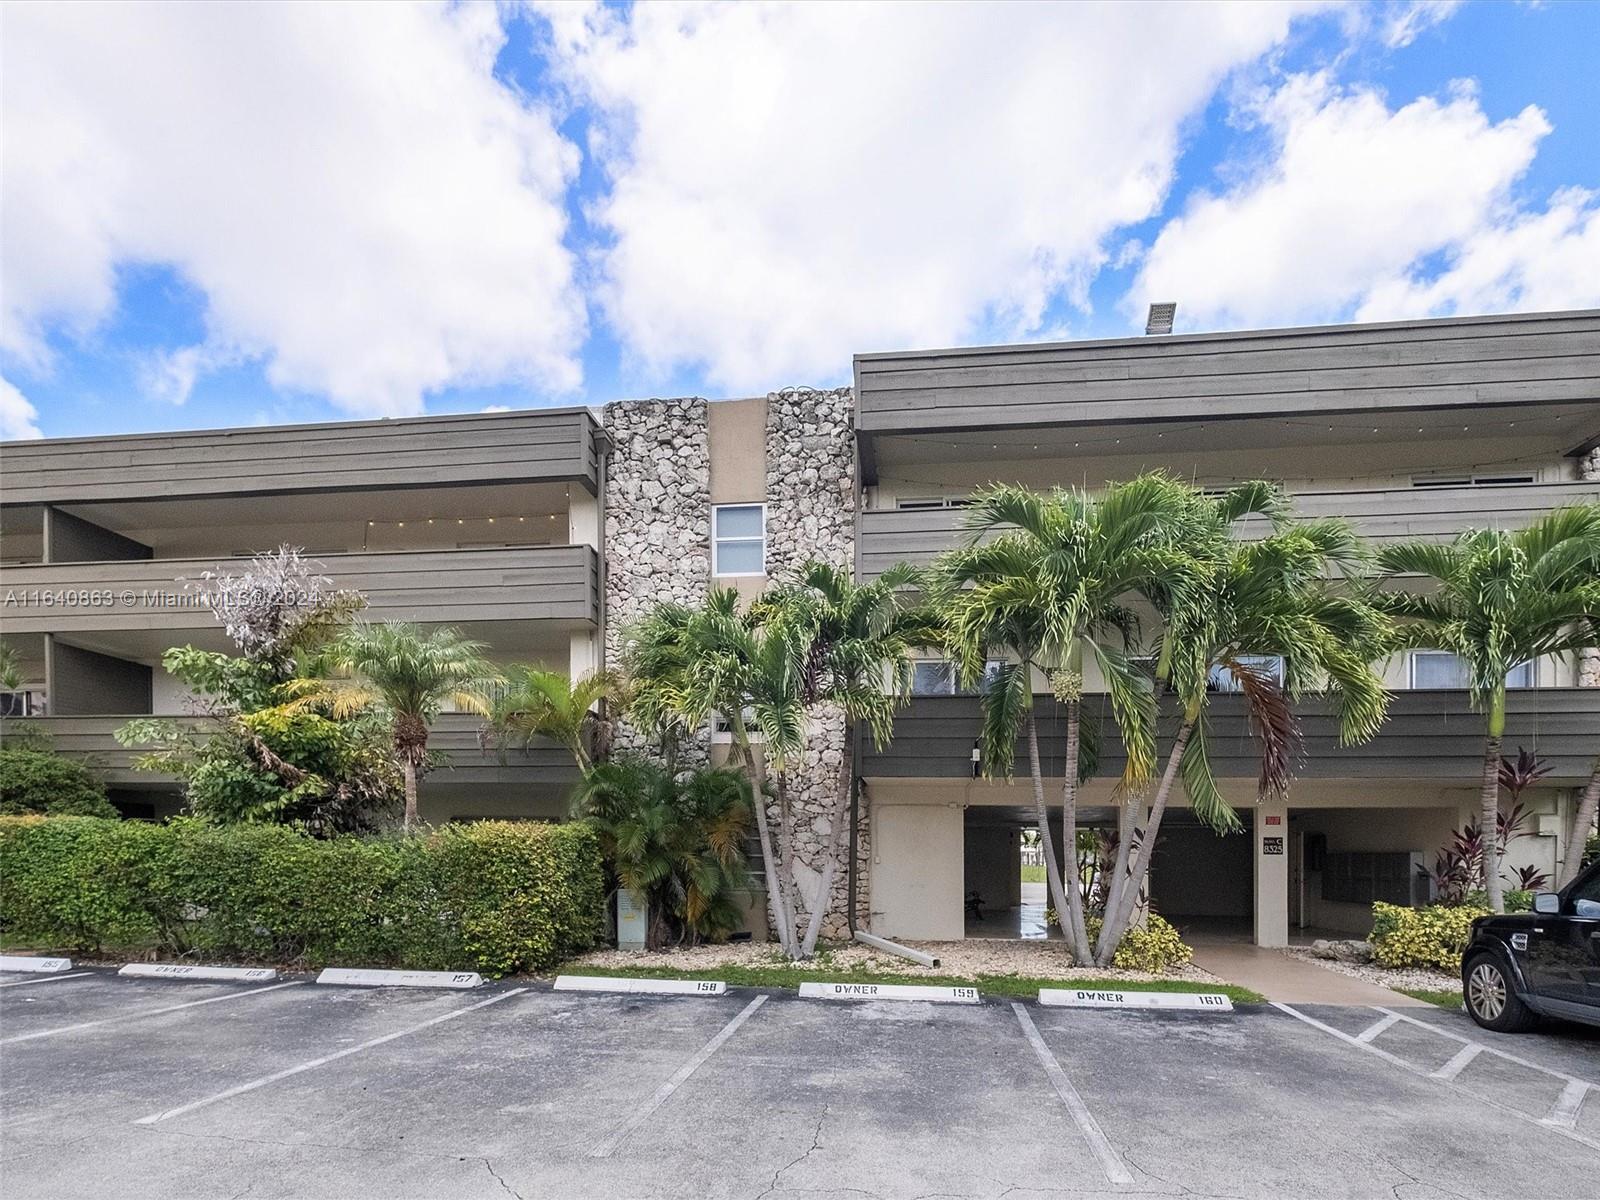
[1393,986,1464,1009]
[551,964,1264,1004]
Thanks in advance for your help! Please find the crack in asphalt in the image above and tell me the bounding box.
[753,1103,831,1200]
[482,1158,522,1200]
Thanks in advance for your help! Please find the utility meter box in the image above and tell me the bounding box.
[616,889,648,951]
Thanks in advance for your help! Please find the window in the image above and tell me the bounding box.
[1411,473,1536,488]
[712,504,765,576]
[910,658,1005,695]
[895,496,973,510]
[1409,651,1533,690]
[1207,655,1285,694]
[711,707,760,741]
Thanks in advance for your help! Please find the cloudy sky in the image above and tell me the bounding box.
[3,0,1597,441]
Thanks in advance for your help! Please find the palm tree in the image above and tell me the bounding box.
[1093,496,1390,965]
[757,561,943,958]
[0,641,23,691]
[573,758,753,948]
[938,476,1192,963]
[323,623,501,830]
[1377,505,1600,910]
[627,589,808,957]
[489,666,627,774]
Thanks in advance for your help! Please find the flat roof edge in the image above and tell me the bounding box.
[852,308,1600,366]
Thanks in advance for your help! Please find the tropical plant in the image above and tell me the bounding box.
[938,475,1192,963]
[1376,505,1600,910]
[318,623,501,830]
[1094,493,1390,966]
[0,748,119,818]
[627,587,809,957]
[119,645,400,833]
[755,561,942,958]
[0,641,23,691]
[489,667,628,773]
[572,757,753,948]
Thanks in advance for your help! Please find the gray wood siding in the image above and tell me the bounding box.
[855,311,1600,434]
[0,544,600,633]
[0,409,601,505]
[0,714,578,789]
[859,481,1600,578]
[863,690,1600,784]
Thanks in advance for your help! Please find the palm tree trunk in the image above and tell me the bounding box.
[736,739,795,959]
[1100,792,1137,937]
[777,768,796,935]
[1059,699,1092,963]
[1559,757,1600,888]
[1479,729,1505,913]
[402,758,419,832]
[1096,717,1193,966]
[1026,711,1075,947]
[799,727,854,959]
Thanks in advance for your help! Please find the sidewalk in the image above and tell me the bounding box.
[1191,943,1430,1006]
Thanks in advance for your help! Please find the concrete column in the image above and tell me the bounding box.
[1254,799,1290,948]
[1581,446,1600,687]
[568,629,598,680]
[567,486,600,550]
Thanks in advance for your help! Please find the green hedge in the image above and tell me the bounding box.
[1369,901,1486,971]
[0,816,605,976]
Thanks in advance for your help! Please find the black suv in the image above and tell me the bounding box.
[1462,858,1600,1033]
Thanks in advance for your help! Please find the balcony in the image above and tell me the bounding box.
[0,408,601,506]
[0,714,580,792]
[858,480,1600,580]
[861,689,1600,784]
[0,544,600,635]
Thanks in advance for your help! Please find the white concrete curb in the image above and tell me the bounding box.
[315,968,483,989]
[799,981,980,1004]
[1038,988,1234,1012]
[554,975,726,996]
[0,955,74,974]
[119,964,278,983]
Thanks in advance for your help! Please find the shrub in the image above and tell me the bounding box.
[0,816,605,975]
[0,750,119,819]
[1048,909,1195,973]
[1369,901,1487,971]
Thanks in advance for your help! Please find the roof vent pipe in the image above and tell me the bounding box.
[1145,302,1176,335]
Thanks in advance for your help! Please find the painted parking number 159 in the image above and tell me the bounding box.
[953,987,978,1001]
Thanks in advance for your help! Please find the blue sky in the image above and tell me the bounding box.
[3,1,1597,442]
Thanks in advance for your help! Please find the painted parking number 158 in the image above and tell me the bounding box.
[696,981,719,992]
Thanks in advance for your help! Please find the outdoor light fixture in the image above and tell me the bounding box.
[971,740,982,779]
[1145,302,1176,335]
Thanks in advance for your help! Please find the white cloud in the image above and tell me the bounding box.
[1,2,585,417]
[535,1,1323,390]
[0,377,43,440]
[1128,74,1599,330]
[480,404,512,413]
[1381,0,1463,48]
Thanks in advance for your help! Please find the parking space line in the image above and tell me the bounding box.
[1430,1042,1484,1081]
[1273,1003,1600,1154]
[589,995,767,1159]
[3,981,304,1044]
[0,972,95,990]
[1542,1080,1590,1130]
[134,987,527,1126]
[1355,1013,1401,1043]
[1375,1008,1598,1091]
[1011,1002,1134,1186]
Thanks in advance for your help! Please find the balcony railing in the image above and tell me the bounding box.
[0,714,579,790]
[859,480,1600,579]
[861,689,1600,783]
[0,544,600,634]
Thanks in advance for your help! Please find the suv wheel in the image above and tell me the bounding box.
[1463,952,1536,1033]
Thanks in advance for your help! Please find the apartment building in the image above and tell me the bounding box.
[852,309,1600,946]
[0,408,604,821]
[1,309,1597,949]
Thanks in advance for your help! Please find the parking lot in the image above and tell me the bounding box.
[1,969,1597,1199]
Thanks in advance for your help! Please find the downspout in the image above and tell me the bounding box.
[847,728,862,934]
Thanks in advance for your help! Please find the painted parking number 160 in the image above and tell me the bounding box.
[1197,995,1227,1006]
